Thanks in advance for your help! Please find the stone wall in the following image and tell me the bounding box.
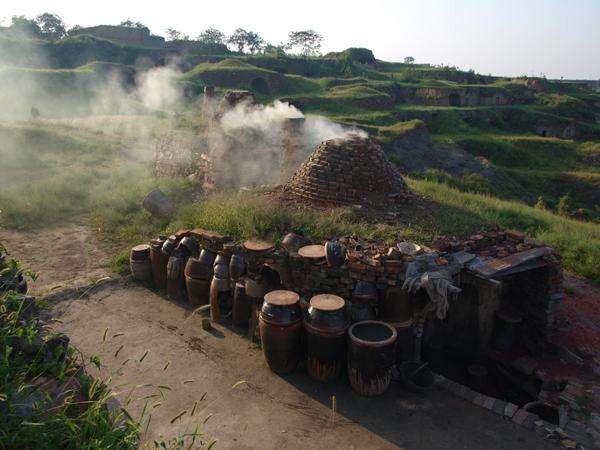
[184,226,562,353]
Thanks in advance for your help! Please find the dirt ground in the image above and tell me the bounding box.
[0,216,113,297]
[2,220,559,449]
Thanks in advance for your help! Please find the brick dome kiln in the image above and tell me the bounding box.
[283,134,408,205]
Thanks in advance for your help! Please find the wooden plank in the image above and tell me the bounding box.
[473,247,551,278]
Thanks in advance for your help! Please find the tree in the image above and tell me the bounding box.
[120,19,149,32]
[166,28,188,41]
[228,28,249,53]
[197,28,225,45]
[404,56,415,64]
[287,30,323,57]
[262,42,286,57]
[36,13,66,40]
[245,31,264,54]
[10,15,41,37]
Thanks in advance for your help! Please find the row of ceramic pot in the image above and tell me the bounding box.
[259,290,398,397]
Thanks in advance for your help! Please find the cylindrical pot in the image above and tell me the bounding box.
[166,252,187,301]
[198,248,216,269]
[325,241,346,267]
[214,252,231,268]
[304,294,349,382]
[379,287,413,323]
[150,242,169,289]
[131,244,151,261]
[259,290,302,374]
[185,275,211,307]
[229,254,245,281]
[130,244,152,281]
[349,299,377,323]
[179,236,199,258]
[347,321,397,396]
[232,282,252,327]
[209,276,232,323]
[161,235,178,255]
[281,233,310,253]
[213,262,229,279]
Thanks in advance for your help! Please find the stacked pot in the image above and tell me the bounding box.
[130,244,152,282]
[149,236,169,289]
[184,247,215,307]
[209,250,232,323]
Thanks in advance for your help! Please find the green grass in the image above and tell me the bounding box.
[0,278,139,448]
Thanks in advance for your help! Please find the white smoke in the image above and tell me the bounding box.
[206,98,368,188]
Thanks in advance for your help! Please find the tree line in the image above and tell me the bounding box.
[2,13,324,57]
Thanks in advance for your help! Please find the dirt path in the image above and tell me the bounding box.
[2,220,558,449]
[0,216,113,297]
[48,280,556,449]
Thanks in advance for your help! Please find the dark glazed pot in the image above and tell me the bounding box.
[232,281,251,327]
[185,275,210,307]
[229,254,245,281]
[304,294,349,382]
[209,276,232,323]
[325,241,346,267]
[347,321,397,396]
[166,251,187,301]
[161,236,178,255]
[150,240,169,289]
[259,290,302,374]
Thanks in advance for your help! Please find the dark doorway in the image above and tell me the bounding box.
[449,93,462,107]
[250,77,270,94]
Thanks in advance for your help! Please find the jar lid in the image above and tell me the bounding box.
[243,239,275,253]
[264,290,299,306]
[298,244,326,259]
[310,294,345,312]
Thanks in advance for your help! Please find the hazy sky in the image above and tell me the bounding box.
[3,0,599,79]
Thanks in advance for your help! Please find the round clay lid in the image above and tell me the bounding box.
[264,290,299,306]
[243,239,275,253]
[310,294,345,312]
[133,244,150,252]
[298,244,326,259]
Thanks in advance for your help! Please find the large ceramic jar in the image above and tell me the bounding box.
[304,294,349,382]
[209,276,232,323]
[259,290,302,374]
[166,249,187,301]
[232,281,251,327]
[150,236,169,289]
[347,320,397,396]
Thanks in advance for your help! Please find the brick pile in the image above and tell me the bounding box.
[283,134,408,205]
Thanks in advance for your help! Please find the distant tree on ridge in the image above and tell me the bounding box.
[286,30,323,57]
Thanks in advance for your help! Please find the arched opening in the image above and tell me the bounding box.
[449,93,461,107]
[250,77,270,94]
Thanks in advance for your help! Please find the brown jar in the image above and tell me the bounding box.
[259,290,302,374]
[130,244,152,282]
[304,294,349,382]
